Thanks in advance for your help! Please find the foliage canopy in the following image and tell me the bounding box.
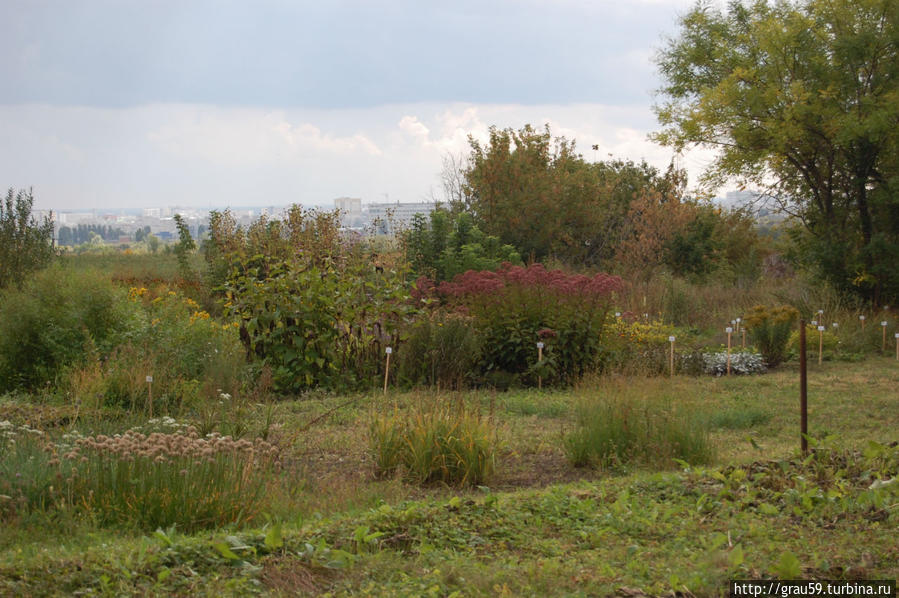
[654,0,899,302]
[0,188,55,289]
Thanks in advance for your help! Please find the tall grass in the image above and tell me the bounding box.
[369,397,497,486]
[563,393,714,470]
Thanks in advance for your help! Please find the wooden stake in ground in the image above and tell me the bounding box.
[860,314,866,331]
[536,341,544,389]
[817,309,824,325]
[895,332,898,361]
[146,375,154,418]
[741,327,746,349]
[726,326,733,376]
[817,325,825,365]
[799,320,808,455]
[383,347,392,394]
[881,321,888,352]
[668,335,675,377]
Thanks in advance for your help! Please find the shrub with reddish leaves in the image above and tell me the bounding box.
[434,263,622,385]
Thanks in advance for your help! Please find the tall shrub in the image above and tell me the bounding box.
[743,305,799,368]
[0,188,55,290]
[0,266,139,391]
[204,206,417,392]
[437,263,622,385]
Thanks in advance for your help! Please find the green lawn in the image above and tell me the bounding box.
[1,358,897,596]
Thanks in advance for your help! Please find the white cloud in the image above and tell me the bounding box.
[147,108,382,166]
[0,101,720,211]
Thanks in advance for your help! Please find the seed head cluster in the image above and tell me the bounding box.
[61,428,280,469]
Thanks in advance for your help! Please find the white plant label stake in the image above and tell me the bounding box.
[536,342,545,389]
[383,347,392,394]
[726,327,733,376]
[668,336,676,377]
[146,375,154,417]
[882,321,889,352]
[817,325,825,365]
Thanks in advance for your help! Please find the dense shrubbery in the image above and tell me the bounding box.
[208,208,414,393]
[0,267,140,392]
[743,305,799,368]
[600,317,685,375]
[405,209,521,282]
[74,286,246,413]
[0,188,55,290]
[434,263,622,386]
[395,313,481,390]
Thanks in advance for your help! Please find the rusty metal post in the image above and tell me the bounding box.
[799,319,808,455]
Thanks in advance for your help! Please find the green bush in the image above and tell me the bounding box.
[0,266,140,391]
[64,287,246,414]
[563,394,714,470]
[0,188,55,290]
[396,313,481,389]
[369,398,497,486]
[437,263,622,386]
[788,324,841,360]
[405,209,522,282]
[208,206,416,393]
[743,304,799,368]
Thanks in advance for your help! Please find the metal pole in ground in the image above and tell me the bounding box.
[799,320,808,456]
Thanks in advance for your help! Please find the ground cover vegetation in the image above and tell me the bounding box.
[1,1,898,591]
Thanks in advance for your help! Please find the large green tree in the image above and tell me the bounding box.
[0,188,55,289]
[654,0,899,302]
[461,124,676,265]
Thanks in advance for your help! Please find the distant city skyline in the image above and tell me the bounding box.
[2,0,724,212]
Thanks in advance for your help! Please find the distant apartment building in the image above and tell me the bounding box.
[334,196,362,216]
[334,197,364,228]
[364,201,438,233]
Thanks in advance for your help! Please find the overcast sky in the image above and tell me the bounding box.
[1,0,713,211]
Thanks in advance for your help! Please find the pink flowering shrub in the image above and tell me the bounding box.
[435,263,622,385]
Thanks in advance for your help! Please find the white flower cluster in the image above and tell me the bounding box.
[129,416,193,435]
[699,351,767,376]
[0,420,44,446]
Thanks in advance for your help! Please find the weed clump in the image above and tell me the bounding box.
[369,398,497,486]
[563,394,714,470]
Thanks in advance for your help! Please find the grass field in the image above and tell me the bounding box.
[1,358,897,596]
